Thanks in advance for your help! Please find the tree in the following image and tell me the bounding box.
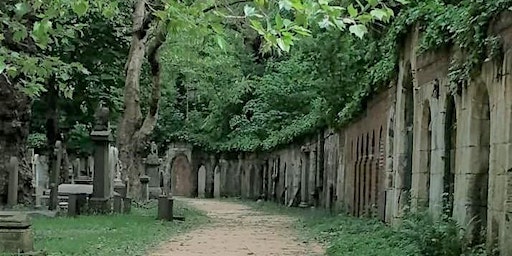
[0,0,119,203]
[116,0,406,197]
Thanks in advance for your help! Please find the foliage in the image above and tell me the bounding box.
[0,0,121,98]
[31,200,208,256]
[242,199,495,256]
[27,132,47,150]
[66,123,93,156]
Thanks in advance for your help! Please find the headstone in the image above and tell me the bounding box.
[49,141,62,211]
[67,194,79,217]
[198,166,206,198]
[87,156,94,177]
[157,195,173,221]
[0,213,34,253]
[89,101,113,214]
[145,142,161,198]
[7,157,19,207]
[214,165,221,198]
[139,175,150,203]
[108,146,119,199]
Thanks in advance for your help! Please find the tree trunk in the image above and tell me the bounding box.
[117,0,166,198]
[0,77,32,205]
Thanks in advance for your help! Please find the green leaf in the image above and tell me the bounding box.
[275,13,283,29]
[276,37,290,52]
[72,1,89,16]
[349,24,367,39]
[250,19,265,35]
[396,0,410,4]
[15,3,30,18]
[211,23,224,35]
[215,35,227,50]
[347,4,358,18]
[0,57,5,74]
[370,9,388,21]
[366,0,379,7]
[13,27,28,43]
[244,5,256,17]
[278,0,292,10]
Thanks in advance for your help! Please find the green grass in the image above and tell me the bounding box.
[30,200,208,256]
[233,199,420,256]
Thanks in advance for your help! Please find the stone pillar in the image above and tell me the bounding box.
[49,141,62,211]
[89,102,113,213]
[299,146,310,208]
[145,142,161,199]
[140,175,150,203]
[7,157,19,207]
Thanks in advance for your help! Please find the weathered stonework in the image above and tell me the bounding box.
[167,10,512,254]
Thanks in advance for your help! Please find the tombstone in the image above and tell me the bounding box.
[140,175,150,203]
[197,166,206,198]
[67,194,87,217]
[0,213,34,253]
[145,142,161,198]
[213,165,221,198]
[87,156,94,177]
[108,146,119,199]
[49,141,63,211]
[89,101,113,214]
[7,157,19,207]
[157,195,173,221]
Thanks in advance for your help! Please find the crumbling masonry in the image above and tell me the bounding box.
[165,12,512,254]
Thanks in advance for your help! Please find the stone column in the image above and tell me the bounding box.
[49,141,62,211]
[145,142,161,199]
[89,102,113,213]
[140,175,150,203]
[7,156,19,207]
[299,146,310,208]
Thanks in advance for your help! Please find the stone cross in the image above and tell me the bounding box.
[7,156,19,207]
[49,141,62,211]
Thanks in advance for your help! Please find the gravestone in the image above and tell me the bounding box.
[113,195,122,213]
[157,195,173,221]
[49,141,63,211]
[89,101,113,214]
[7,157,19,207]
[198,166,206,198]
[108,146,119,199]
[145,142,161,198]
[72,158,81,182]
[0,212,34,253]
[214,165,221,198]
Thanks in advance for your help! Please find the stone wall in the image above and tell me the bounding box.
[171,10,512,254]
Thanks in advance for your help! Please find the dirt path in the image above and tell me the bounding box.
[149,198,324,256]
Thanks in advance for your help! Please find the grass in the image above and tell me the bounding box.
[29,200,208,256]
[233,199,421,256]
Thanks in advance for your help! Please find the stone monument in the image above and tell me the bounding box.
[89,101,113,213]
[145,142,161,198]
[7,157,19,208]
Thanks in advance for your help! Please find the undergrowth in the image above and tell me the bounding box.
[243,199,497,256]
